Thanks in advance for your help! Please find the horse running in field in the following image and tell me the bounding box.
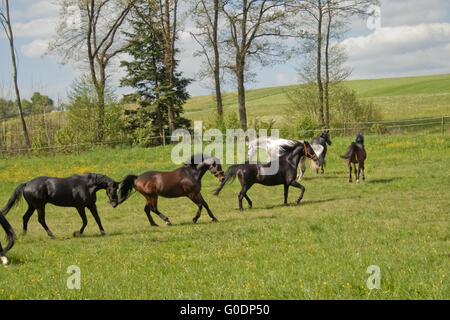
[341,133,367,183]
[215,141,319,210]
[310,130,332,174]
[0,213,15,266]
[0,173,120,238]
[119,154,225,226]
[247,136,324,181]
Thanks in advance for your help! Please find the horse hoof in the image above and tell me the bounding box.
[151,224,159,227]
[212,218,219,223]
[22,230,27,236]
[101,231,107,236]
[166,221,172,226]
[1,256,8,266]
[193,218,198,224]
[357,180,360,183]
[73,231,81,237]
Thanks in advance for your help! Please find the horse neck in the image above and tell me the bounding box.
[92,174,112,190]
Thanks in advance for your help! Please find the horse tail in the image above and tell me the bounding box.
[340,142,357,159]
[214,165,241,196]
[0,213,15,253]
[1,183,26,216]
[118,175,138,204]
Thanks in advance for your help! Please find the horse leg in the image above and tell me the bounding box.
[297,157,306,180]
[290,180,305,205]
[348,161,352,183]
[144,203,158,227]
[357,162,362,183]
[353,163,358,183]
[190,193,218,223]
[361,162,366,181]
[88,205,106,236]
[37,207,55,239]
[284,184,289,205]
[73,207,88,237]
[0,243,6,266]
[22,205,36,236]
[150,197,171,226]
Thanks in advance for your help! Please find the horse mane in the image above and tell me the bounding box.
[83,172,115,186]
[278,141,303,157]
[184,154,220,167]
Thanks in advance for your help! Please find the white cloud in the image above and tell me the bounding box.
[12,17,58,38]
[341,23,450,79]
[21,39,50,57]
[12,1,59,20]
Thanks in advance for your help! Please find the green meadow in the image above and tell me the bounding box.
[184,74,450,123]
[0,133,448,299]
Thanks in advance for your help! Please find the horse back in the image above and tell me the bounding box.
[24,175,92,207]
[136,169,192,198]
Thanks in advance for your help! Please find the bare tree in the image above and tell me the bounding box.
[221,0,295,130]
[49,0,136,142]
[158,0,180,135]
[0,0,31,148]
[190,0,224,117]
[297,0,378,128]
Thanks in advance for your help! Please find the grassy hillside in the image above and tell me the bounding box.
[184,74,450,123]
[0,134,448,299]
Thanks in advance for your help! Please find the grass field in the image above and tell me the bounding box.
[184,74,450,123]
[0,134,448,299]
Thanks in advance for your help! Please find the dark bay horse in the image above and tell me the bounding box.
[214,141,318,210]
[311,130,332,174]
[119,154,225,226]
[341,133,367,183]
[0,213,15,266]
[0,173,120,238]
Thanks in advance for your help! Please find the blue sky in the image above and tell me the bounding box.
[1,0,450,103]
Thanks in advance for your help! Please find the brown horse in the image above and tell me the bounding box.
[119,154,225,225]
[341,133,367,183]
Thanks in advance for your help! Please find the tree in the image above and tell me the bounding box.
[22,92,54,115]
[0,0,31,147]
[50,0,136,142]
[221,0,295,130]
[189,0,224,117]
[297,0,378,128]
[120,0,190,144]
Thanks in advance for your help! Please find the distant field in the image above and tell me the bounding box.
[184,74,450,123]
[0,134,448,299]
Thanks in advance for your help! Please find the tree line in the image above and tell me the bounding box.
[1,0,379,152]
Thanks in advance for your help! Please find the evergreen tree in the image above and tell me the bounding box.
[120,3,190,145]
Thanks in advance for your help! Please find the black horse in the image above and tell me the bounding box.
[0,173,120,238]
[311,130,332,174]
[214,141,318,210]
[0,213,15,266]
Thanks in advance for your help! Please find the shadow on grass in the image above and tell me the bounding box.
[366,177,401,184]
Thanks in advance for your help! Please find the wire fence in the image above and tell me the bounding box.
[0,116,447,158]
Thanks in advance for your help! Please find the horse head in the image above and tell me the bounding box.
[356,132,364,145]
[321,130,332,146]
[106,181,120,208]
[189,154,225,182]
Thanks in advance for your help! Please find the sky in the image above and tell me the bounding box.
[1,0,450,104]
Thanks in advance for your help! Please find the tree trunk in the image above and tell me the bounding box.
[316,1,325,128]
[162,0,176,135]
[3,0,31,148]
[213,0,223,117]
[236,60,247,130]
[324,1,331,129]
